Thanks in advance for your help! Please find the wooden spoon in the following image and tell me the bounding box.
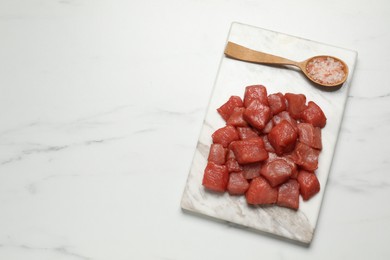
[224,41,349,88]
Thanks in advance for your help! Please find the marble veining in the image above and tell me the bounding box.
[0,242,92,260]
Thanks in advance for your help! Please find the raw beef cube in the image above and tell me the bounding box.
[241,162,262,179]
[226,158,243,172]
[225,149,243,172]
[268,120,298,155]
[229,138,268,164]
[243,100,271,131]
[207,143,227,165]
[202,162,229,192]
[301,101,327,128]
[297,123,322,150]
[272,111,298,132]
[227,172,250,195]
[226,107,248,127]
[212,125,239,148]
[243,85,269,107]
[282,155,299,179]
[245,176,278,205]
[217,95,244,121]
[297,170,320,200]
[266,152,298,179]
[277,179,300,210]
[285,93,307,120]
[260,159,293,187]
[291,142,320,171]
[236,126,259,140]
[268,92,287,115]
[226,149,236,160]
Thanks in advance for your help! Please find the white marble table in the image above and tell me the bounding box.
[0,0,389,259]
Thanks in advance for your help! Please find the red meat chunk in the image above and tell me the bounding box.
[212,125,239,148]
[267,152,298,179]
[229,138,268,164]
[243,100,271,131]
[243,85,269,107]
[268,120,298,155]
[291,142,320,171]
[297,170,320,200]
[241,162,262,179]
[283,155,299,179]
[260,159,293,187]
[285,93,307,120]
[268,92,287,115]
[226,158,243,172]
[207,144,227,165]
[226,107,248,127]
[301,101,327,128]
[297,123,322,150]
[217,95,244,121]
[236,126,259,140]
[245,176,278,205]
[277,179,300,210]
[272,111,298,132]
[202,162,229,192]
[227,172,250,195]
[225,150,243,172]
[226,149,235,160]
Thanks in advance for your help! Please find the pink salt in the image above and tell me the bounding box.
[306,56,346,85]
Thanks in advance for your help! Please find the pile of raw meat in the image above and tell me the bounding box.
[202,85,326,210]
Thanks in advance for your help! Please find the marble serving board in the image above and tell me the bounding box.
[181,22,357,244]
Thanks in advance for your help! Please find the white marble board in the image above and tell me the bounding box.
[181,22,357,244]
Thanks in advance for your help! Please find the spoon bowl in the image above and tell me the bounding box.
[300,55,349,87]
[224,41,349,88]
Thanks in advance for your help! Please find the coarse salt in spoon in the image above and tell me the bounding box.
[224,41,349,88]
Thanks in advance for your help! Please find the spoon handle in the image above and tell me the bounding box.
[224,41,300,68]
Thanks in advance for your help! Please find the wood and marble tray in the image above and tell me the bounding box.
[181,22,357,244]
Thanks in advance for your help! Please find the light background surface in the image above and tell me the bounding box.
[0,0,389,259]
